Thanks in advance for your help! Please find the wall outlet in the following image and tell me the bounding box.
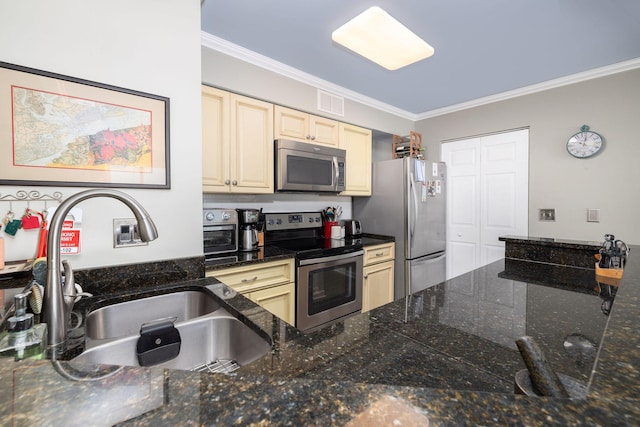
[539,208,555,221]
[113,218,147,248]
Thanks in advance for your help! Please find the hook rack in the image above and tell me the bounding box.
[0,190,63,203]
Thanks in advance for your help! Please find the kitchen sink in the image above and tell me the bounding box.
[74,289,271,372]
[85,290,221,340]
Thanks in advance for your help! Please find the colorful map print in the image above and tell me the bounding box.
[12,86,152,171]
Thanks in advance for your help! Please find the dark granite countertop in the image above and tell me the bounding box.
[500,235,601,250]
[1,244,638,425]
[203,233,395,271]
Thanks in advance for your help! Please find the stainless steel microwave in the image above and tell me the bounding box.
[275,139,346,193]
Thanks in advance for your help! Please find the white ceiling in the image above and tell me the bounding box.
[201,1,640,119]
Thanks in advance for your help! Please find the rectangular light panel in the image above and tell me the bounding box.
[332,6,434,70]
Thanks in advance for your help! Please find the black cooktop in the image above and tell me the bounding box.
[269,237,363,260]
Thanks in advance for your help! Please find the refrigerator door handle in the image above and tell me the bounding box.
[409,174,420,238]
[421,251,446,261]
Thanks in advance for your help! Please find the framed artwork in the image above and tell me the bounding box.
[0,62,170,188]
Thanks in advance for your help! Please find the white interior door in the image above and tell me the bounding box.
[441,137,481,279]
[441,129,529,279]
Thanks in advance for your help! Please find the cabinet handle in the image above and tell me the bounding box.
[364,275,368,279]
[232,180,238,186]
[310,136,316,140]
[225,179,230,185]
[306,135,311,140]
[241,276,258,283]
[375,252,385,257]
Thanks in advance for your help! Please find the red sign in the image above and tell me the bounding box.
[60,229,81,254]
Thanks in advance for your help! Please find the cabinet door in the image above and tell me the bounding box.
[248,282,295,325]
[230,94,274,193]
[274,105,309,142]
[202,86,230,192]
[339,123,372,196]
[363,260,394,312]
[310,116,339,147]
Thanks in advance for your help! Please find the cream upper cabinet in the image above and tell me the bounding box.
[202,86,230,192]
[274,105,339,147]
[362,243,395,313]
[339,123,372,196]
[202,85,274,194]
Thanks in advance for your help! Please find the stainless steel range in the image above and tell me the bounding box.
[264,212,363,332]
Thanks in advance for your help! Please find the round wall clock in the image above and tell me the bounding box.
[566,125,604,158]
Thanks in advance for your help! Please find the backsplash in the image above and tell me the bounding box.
[203,193,353,218]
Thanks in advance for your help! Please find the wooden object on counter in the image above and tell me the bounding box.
[595,263,623,279]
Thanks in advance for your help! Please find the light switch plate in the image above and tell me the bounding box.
[587,208,600,222]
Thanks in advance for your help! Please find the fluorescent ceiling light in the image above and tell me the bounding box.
[332,6,434,70]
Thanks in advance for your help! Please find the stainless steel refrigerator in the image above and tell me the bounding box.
[354,158,446,300]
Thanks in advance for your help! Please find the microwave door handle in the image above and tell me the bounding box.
[333,156,339,191]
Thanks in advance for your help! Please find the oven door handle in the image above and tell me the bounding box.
[298,250,364,266]
[204,225,236,231]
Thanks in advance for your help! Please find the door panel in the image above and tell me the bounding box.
[442,129,529,279]
[408,160,446,259]
[442,138,480,279]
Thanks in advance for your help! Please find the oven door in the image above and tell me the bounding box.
[203,225,237,255]
[296,250,363,331]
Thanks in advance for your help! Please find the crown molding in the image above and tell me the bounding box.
[415,57,640,120]
[202,32,640,122]
[201,31,417,120]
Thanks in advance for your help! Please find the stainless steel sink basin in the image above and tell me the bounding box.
[86,290,221,340]
[74,309,271,371]
[75,289,271,372]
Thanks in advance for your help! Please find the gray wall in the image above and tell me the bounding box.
[416,69,640,244]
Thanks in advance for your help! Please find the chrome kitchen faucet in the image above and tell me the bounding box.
[44,189,158,350]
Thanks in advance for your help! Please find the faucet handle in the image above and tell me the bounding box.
[62,260,76,298]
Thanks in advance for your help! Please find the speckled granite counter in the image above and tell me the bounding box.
[500,235,602,269]
[1,244,638,425]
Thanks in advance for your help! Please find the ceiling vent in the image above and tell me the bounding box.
[317,90,344,117]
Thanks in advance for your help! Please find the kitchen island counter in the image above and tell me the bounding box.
[1,249,638,425]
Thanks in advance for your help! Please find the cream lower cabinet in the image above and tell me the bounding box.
[202,85,274,194]
[339,123,372,196]
[362,243,395,313]
[274,105,339,147]
[206,258,295,325]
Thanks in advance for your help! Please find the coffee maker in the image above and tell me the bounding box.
[237,208,260,251]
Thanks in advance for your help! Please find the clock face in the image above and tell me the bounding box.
[567,131,603,158]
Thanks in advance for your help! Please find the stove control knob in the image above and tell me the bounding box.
[267,219,274,226]
[221,212,231,221]
[205,212,215,221]
[315,217,321,222]
[308,217,314,223]
[276,219,282,225]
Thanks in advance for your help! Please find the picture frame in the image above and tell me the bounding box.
[0,62,170,189]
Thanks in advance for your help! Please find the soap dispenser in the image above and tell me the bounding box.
[0,291,47,360]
